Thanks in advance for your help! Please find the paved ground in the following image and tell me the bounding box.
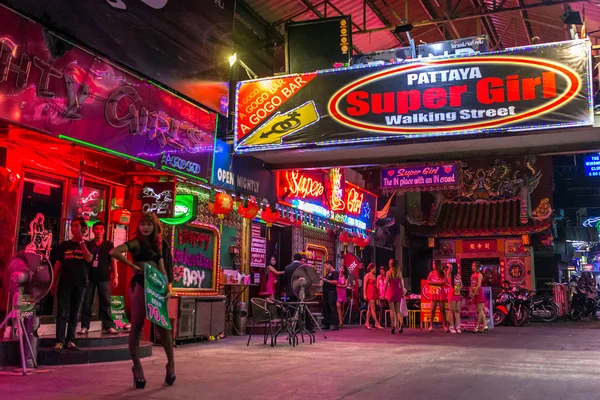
[2,322,600,400]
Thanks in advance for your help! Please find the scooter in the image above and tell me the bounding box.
[530,292,559,323]
[511,287,531,327]
[569,292,597,320]
[493,289,516,326]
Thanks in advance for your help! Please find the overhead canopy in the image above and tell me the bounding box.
[409,199,552,237]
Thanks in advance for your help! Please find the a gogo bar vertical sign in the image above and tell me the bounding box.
[277,168,377,231]
[0,7,215,182]
[235,39,592,153]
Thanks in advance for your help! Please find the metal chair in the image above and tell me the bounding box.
[247,298,279,347]
[268,298,298,346]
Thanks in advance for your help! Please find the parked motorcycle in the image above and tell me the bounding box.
[530,292,559,323]
[512,287,531,327]
[569,293,597,320]
[493,290,514,326]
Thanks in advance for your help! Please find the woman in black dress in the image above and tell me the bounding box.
[110,213,175,389]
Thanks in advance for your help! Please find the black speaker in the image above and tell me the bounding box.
[286,16,352,74]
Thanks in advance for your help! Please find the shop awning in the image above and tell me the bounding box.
[410,199,551,237]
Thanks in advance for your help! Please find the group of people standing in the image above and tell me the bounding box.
[363,259,406,334]
[426,260,488,333]
[51,213,175,389]
[268,253,350,331]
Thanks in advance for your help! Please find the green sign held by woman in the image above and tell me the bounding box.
[144,263,171,330]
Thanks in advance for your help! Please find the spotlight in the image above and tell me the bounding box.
[228,53,237,67]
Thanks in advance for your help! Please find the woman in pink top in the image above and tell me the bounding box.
[385,259,404,334]
[470,261,488,333]
[363,263,383,330]
[336,265,349,328]
[377,266,387,301]
[447,262,462,334]
[427,260,448,332]
[265,256,284,299]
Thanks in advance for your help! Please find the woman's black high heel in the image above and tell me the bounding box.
[399,325,404,334]
[132,367,146,389]
[165,365,176,386]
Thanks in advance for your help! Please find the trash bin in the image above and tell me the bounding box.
[235,302,248,335]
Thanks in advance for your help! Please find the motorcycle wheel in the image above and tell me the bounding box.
[494,309,506,326]
[539,304,559,323]
[514,307,528,327]
[569,306,584,321]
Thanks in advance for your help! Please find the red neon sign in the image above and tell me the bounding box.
[285,170,324,199]
[345,187,364,215]
[330,168,346,211]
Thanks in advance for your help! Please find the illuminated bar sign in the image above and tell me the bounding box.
[0,7,215,182]
[235,40,592,153]
[583,153,600,177]
[277,169,377,231]
[381,163,459,191]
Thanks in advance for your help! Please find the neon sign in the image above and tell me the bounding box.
[293,199,331,218]
[286,170,324,199]
[160,195,198,225]
[277,169,377,231]
[330,168,345,211]
[345,187,364,215]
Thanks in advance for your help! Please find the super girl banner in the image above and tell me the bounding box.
[234,40,592,153]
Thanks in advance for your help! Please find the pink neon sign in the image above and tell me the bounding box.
[0,7,216,179]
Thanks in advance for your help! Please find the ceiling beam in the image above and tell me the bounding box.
[469,0,500,49]
[297,0,362,54]
[517,0,534,44]
[418,0,452,40]
[272,1,327,26]
[352,0,585,34]
[364,0,408,46]
[431,0,462,38]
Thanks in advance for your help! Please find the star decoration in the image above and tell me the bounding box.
[362,202,371,219]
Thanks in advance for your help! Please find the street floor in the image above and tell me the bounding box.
[1,321,599,400]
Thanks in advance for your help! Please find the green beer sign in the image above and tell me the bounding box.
[160,194,198,225]
[144,263,171,330]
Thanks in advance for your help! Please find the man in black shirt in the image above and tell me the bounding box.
[79,222,119,335]
[52,217,93,350]
[321,261,339,330]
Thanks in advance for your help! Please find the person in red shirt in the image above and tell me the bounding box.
[427,260,448,332]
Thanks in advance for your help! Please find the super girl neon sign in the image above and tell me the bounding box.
[277,169,377,231]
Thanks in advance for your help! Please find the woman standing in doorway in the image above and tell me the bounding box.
[363,263,383,330]
[265,256,284,299]
[427,260,448,332]
[385,259,405,334]
[110,213,175,389]
[447,262,462,334]
[470,261,488,333]
[336,265,349,328]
